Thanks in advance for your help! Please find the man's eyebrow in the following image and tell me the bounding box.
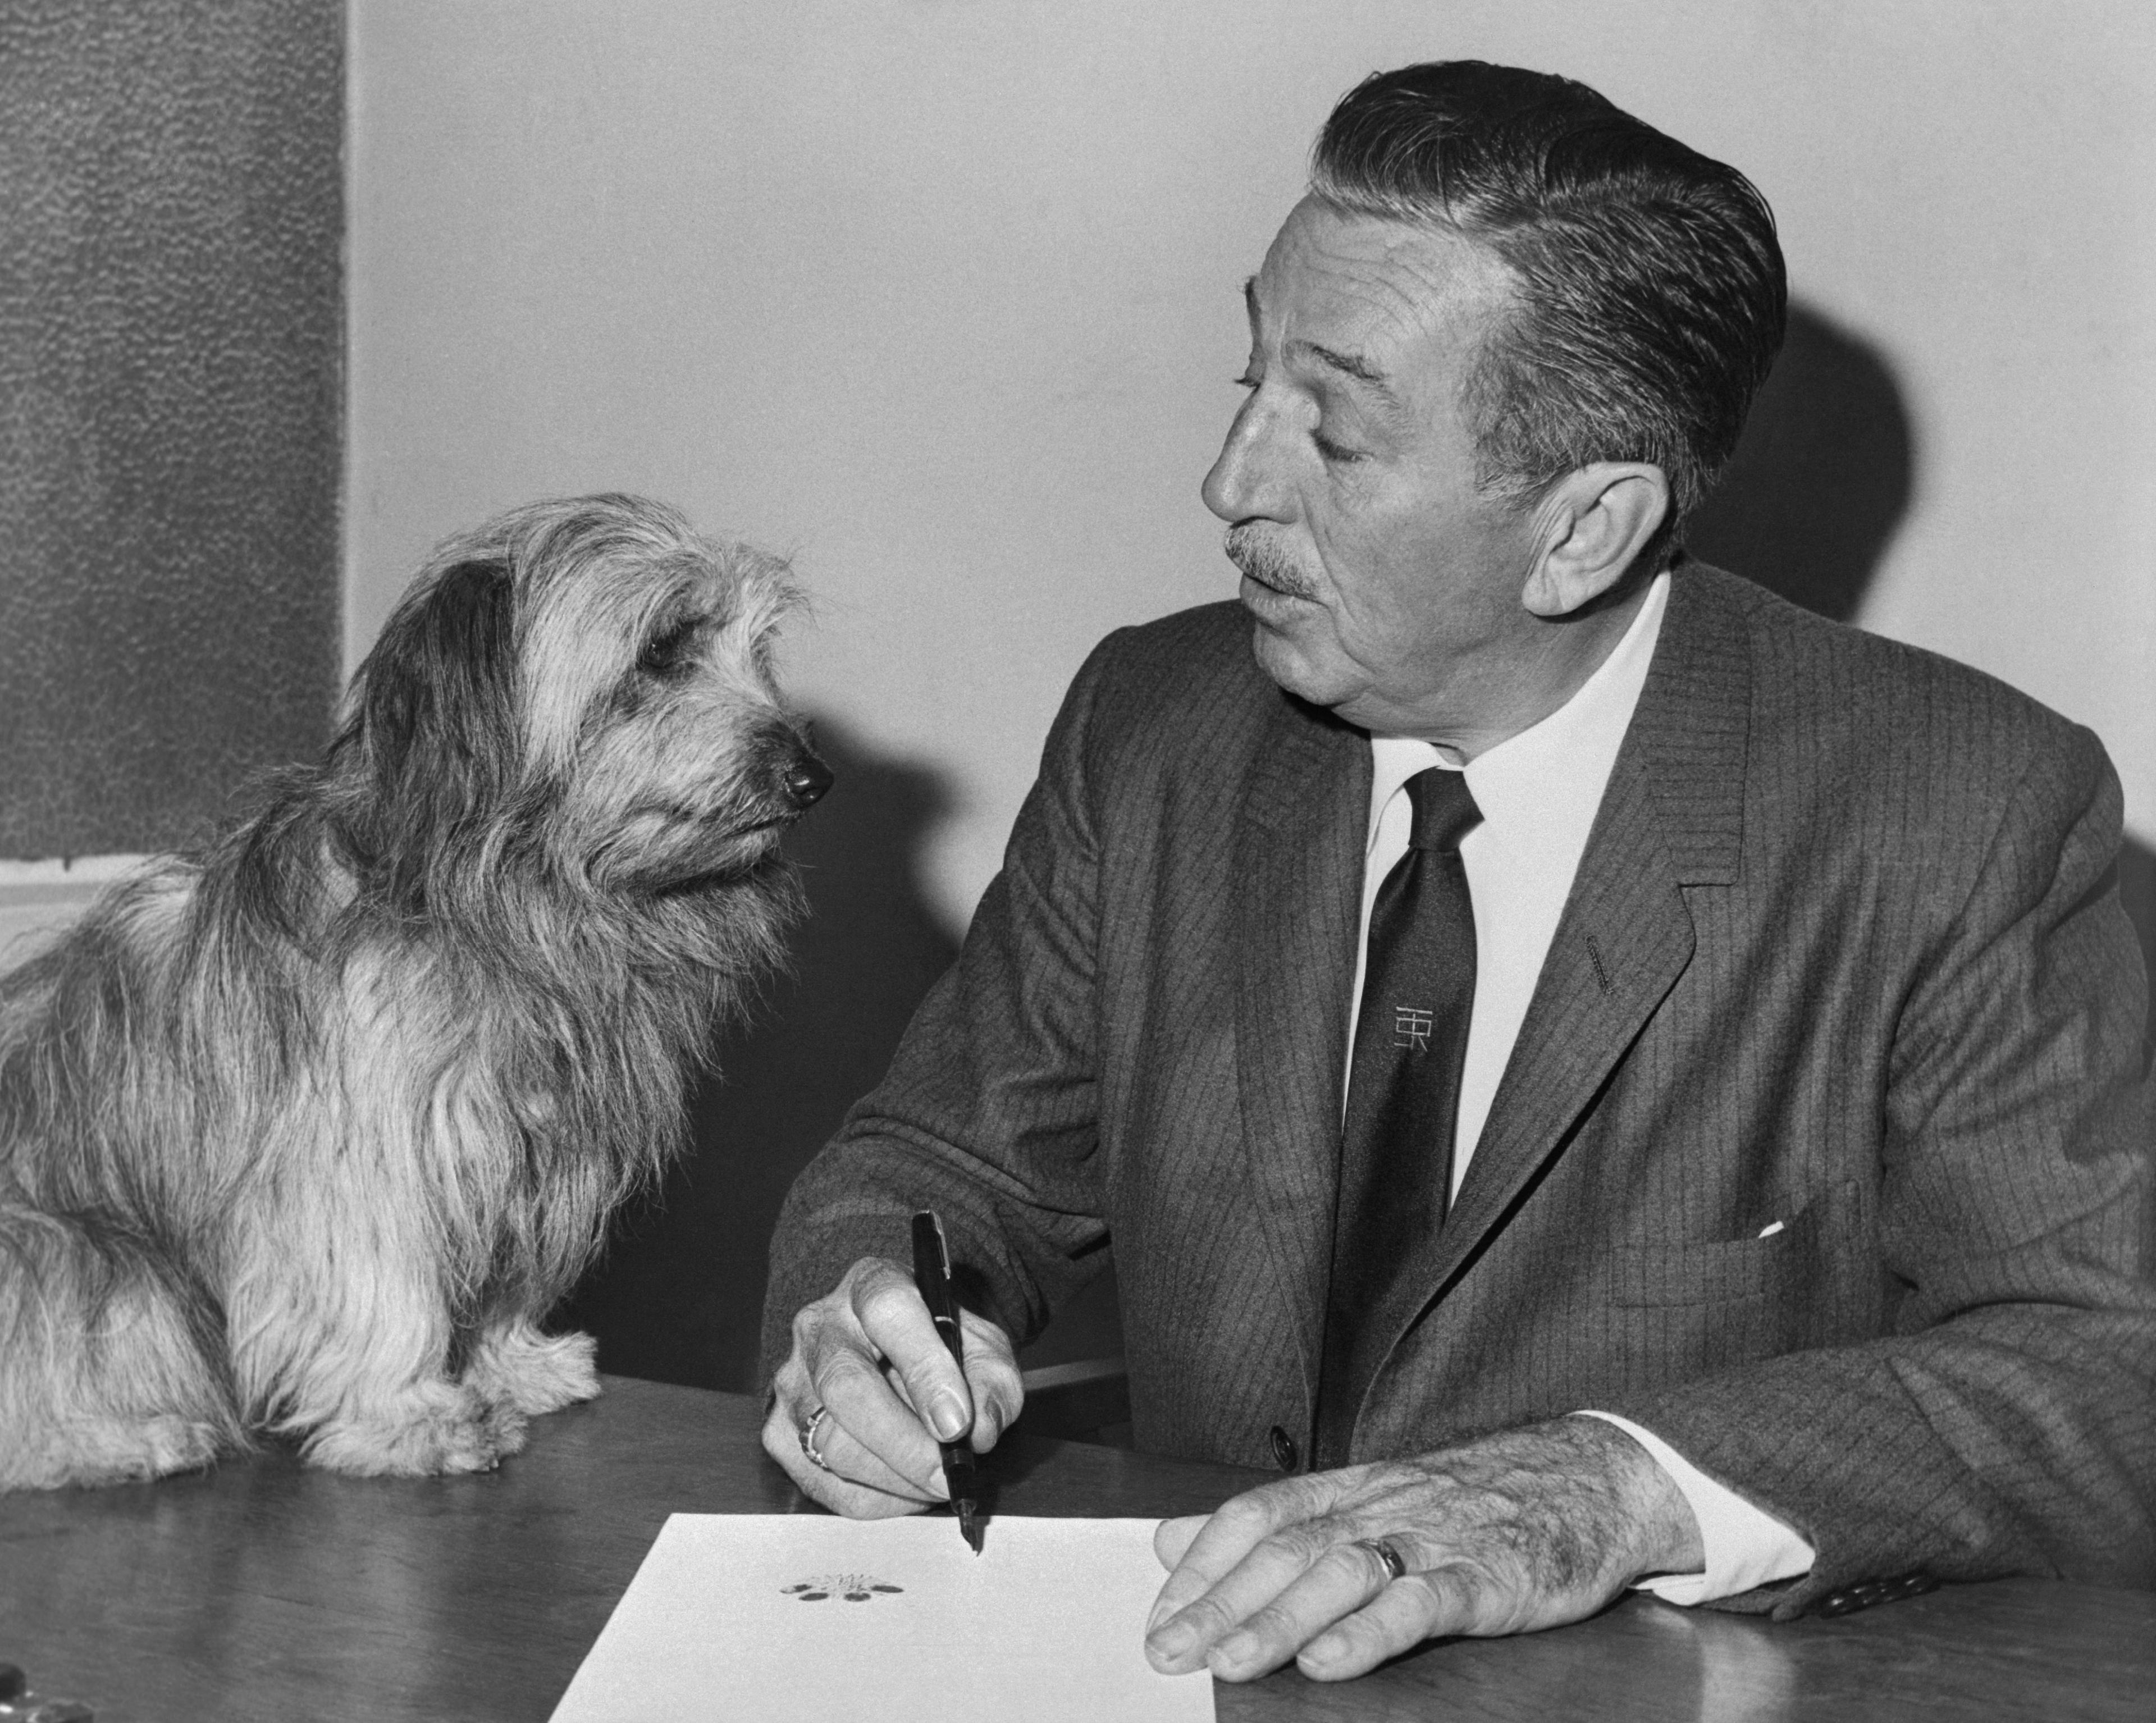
[1240,278,1399,404]
[1294,340,1396,402]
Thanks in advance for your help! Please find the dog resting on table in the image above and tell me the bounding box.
[0,494,830,1488]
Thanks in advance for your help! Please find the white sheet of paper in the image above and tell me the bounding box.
[550,1514,1215,1722]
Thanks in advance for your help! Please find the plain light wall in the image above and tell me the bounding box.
[348,0,2155,938]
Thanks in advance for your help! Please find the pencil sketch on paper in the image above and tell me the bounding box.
[780,1574,906,1602]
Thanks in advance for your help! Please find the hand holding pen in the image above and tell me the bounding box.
[911,1209,984,1551]
[762,1218,1021,1534]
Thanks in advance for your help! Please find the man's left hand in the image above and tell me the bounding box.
[1144,1415,1704,1683]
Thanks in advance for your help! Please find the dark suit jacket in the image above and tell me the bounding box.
[764,564,2155,1614]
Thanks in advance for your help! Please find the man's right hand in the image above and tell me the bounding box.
[761,1255,1025,1516]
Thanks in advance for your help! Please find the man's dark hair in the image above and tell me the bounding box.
[1313,61,1785,560]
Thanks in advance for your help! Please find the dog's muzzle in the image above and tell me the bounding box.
[783,751,834,810]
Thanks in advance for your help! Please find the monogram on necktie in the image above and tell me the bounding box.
[1315,766,1481,1468]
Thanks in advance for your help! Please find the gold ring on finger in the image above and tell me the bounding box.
[800,1405,835,1473]
[1353,1535,1410,1586]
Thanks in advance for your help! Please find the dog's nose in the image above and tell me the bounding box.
[783,753,834,809]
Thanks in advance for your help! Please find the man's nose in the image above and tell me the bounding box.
[1200,394,1289,525]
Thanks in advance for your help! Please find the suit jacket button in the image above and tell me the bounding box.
[1268,1426,1298,1471]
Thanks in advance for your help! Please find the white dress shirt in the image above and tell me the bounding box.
[1349,570,1814,1605]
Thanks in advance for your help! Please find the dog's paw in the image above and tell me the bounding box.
[303,1381,506,1478]
[3,1414,230,1491]
[483,1397,533,1459]
[468,1324,601,1417]
[120,1413,230,1481]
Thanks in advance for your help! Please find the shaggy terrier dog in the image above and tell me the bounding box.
[0,495,829,1488]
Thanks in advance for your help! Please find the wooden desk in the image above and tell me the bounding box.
[3,1377,2148,1721]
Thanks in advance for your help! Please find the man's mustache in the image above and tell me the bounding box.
[1224,525,1319,601]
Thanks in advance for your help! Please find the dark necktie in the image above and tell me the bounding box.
[1316,766,1481,1468]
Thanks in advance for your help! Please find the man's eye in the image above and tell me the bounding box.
[1233,372,1260,391]
[1313,430,1363,464]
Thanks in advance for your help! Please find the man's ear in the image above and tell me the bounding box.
[1520,463,1670,618]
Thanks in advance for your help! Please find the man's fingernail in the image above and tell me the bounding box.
[929,1392,969,1442]
[1213,1631,1257,1670]
[1146,1620,1194,1661]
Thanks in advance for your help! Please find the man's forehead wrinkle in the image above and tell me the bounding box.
[1251,205,1516,440]
[1277,248,1458,394]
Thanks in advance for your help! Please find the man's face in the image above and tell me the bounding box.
[1204,197,1541,742]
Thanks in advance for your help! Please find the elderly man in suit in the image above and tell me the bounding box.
[759,61,2154,1681]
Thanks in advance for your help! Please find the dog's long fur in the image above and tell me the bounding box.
[0,495,822,1487]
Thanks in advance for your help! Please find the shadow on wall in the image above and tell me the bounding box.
[559,719,961,1393]
[1688,303,1915,624]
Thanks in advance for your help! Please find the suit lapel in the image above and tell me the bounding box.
[1234,689,1370,1396]
[1388,567,1754,1325]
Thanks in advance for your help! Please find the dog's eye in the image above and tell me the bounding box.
[637,620,698,678]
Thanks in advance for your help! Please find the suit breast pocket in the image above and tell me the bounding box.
[1609,1181,1850,1310]
[1601,1182,1866,1381]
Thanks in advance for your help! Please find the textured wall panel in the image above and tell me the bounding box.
[0,0,342,857]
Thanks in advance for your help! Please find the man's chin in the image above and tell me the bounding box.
[1246,611,1341,709]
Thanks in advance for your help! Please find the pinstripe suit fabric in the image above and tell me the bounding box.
[762,563,2154,1614]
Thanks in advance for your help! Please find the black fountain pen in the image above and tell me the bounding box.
[911,1209,983,1553]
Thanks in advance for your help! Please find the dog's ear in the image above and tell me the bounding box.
[333,557,522,909]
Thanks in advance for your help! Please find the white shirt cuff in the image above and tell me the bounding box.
[1574,1410,1815,1605]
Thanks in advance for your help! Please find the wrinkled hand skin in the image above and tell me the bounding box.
[1145,1416,1705,1683]
[760,1255,1024,1518]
